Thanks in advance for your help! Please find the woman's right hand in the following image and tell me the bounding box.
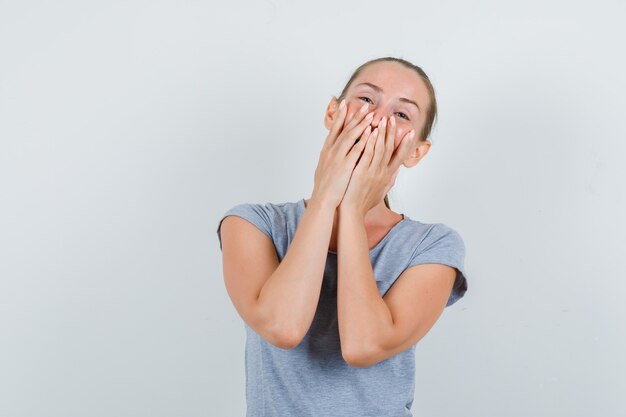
[310,99,375,209]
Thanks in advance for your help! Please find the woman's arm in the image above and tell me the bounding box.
[255,198,336,347]
[336,206,455,368]
[250,100,372,346]
[336,207,394,362]
[221,102,373,349]
[220,197,335,349]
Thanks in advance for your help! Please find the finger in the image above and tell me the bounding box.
[323,99,347,149]
[342,102,371,136]
[350,125,373,168]
[350,125,371,154]
[329,98,347,142]
[383,115,396,165]
[344,107,355,130]
[389,129,417,168]
[344,101,365,130]
[337,110,375,156]
[361,126,378,168]
[370,117,386,169]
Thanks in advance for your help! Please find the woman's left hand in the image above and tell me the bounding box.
[339,115,418,217]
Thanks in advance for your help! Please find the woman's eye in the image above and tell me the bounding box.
[357,97,410,121]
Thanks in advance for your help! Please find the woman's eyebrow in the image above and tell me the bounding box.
[354,82,421,112]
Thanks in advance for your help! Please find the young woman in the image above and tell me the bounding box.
[217,56,468,417]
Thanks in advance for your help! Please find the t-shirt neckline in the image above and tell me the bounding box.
[296,198,408,255]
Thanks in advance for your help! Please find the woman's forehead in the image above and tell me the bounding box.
[350,62,429,105]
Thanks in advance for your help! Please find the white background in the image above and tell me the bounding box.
[1,1,625,416]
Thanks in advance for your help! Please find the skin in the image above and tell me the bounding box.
[305,60,433,251]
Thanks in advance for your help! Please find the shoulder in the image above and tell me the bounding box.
[408,222,465,266]
[216,200,299,249]
[225,200,298,228]
[400,218,465,255]
[419,223,465,252]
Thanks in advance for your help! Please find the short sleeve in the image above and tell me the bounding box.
[405,223,468,307]
[216,203,273,251]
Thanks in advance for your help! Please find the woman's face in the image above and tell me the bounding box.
[326,61,431,153]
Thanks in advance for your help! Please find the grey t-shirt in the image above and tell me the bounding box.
[216,198,468,417]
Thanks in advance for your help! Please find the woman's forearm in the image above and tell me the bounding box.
[255,198,336,347]
[336,206,394,361]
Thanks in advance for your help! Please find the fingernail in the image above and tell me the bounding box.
[360,103,369,113]
[339,99,346,110]
[380,116,387,127]
[365,112,374,120]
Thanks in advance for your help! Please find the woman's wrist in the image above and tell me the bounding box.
[307,194,338,214]
[338,203,366,222]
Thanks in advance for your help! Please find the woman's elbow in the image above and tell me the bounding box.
[266,327,302,350]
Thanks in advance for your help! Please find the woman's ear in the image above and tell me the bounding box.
[403,140,431,168]
[323,96,340,130]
